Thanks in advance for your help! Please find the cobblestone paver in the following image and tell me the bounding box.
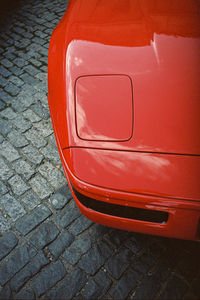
[0,1,200,299]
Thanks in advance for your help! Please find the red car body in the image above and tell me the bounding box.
[48,0,200,241]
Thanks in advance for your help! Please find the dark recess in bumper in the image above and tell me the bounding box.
[72,187,169,224]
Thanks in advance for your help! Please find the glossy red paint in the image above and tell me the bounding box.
[59,147,200,241]
[75,75,133,142]
[48,0,200,240]
[65,148,200,202]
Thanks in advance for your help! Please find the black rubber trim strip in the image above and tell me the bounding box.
[72,187,168,224]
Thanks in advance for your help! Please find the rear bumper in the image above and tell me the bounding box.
[71,179,200,241]
[60,149,200,241]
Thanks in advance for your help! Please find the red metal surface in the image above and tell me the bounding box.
[60,148,200,241]
[48,0,200,155]
[64,148,200,202]
[75,75,133,142]
[48,0,200,240]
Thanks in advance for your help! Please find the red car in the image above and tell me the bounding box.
[48,0,200,241]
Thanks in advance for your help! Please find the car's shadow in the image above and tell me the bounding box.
[87,222,200,298]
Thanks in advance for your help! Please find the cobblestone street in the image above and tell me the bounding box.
[0,0,199,299]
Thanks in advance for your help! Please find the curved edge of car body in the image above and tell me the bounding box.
[48,0,200,241]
